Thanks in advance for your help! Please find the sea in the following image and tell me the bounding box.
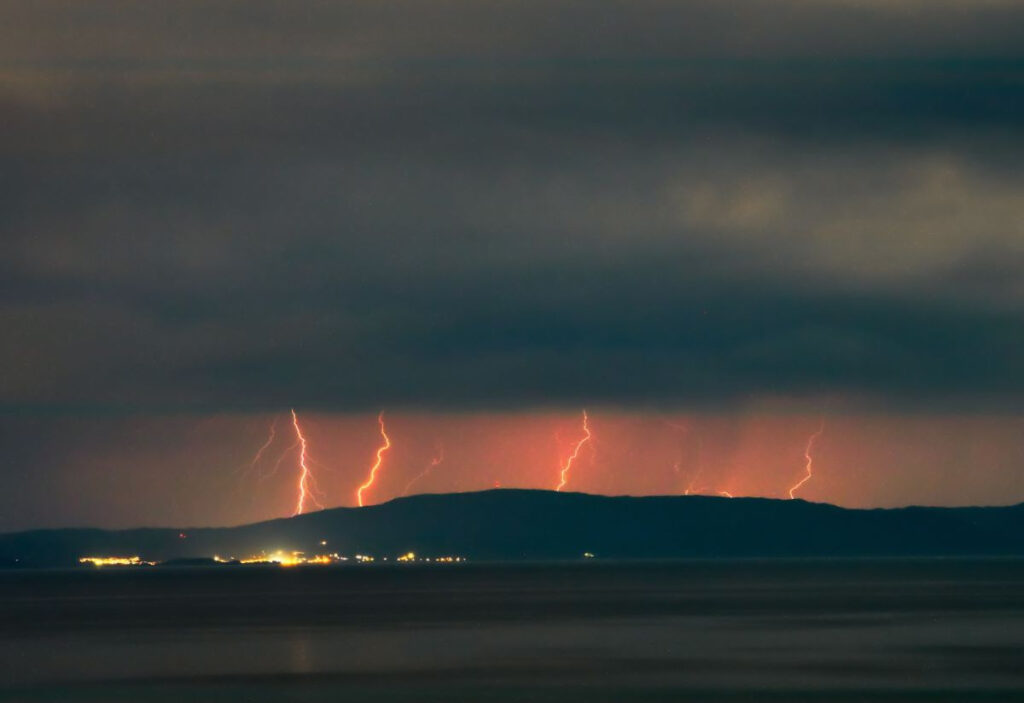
[1,559,1022,701]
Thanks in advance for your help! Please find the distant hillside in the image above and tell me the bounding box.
[2,490,1024,568]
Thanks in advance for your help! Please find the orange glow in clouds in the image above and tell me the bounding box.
[556,410,592,492]
[206,410,1024,528]
[357,412,391,507]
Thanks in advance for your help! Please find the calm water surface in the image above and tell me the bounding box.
[1,559,1022,701]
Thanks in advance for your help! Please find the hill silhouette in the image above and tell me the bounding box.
[2,490,1023,568]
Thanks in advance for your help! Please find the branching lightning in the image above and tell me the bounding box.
[555,409,592,492]
[260,438,300,483]
[249,418,277,470]
[403,441,444,496]
[357,412,391,507]
[235,417,279,483]
[789,418,826,500]
[236,410,829,513]
[291,409,324,515]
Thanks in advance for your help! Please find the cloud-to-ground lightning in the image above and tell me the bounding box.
[403,441,444,496]
[291,409,324,515]
[357,412,391,507]
[789,418,826,500]
[555,410,592,492]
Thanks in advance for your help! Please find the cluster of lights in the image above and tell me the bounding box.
[79,551,467,567]
[79,556,156,567]
[207,548,467,566]
[394,552,464,563]
[213,550,345,566]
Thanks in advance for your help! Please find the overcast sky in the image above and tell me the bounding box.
[1,1,1022,527]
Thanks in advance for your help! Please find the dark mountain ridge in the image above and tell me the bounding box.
[2,490,1023,568]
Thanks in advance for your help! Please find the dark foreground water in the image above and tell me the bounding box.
[1,559,1023,702]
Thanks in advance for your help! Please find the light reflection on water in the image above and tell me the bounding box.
[1,559,1023,701]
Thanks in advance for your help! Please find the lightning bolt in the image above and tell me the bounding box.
[683,436,704,496]
[357,412,391,507]
[234,417,279,483]
[250,417,278,466]
[555,409,592,492]
[260,438,300,483]
[665,418,690,492]
[291,409,324,515]
[789,418,825,500]
[663,420,689,433]
[249,418,277,469]
[402,441,444,496]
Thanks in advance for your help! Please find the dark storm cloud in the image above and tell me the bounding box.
[2,0,1024,411]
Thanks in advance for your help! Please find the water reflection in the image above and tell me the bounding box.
[1,560,1022,701]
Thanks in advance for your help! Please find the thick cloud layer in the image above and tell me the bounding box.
[2,0,1023,411]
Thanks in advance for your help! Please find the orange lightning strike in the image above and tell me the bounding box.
[789,418,825,500]
[357,412,391,507]
[291,409,324,515]
[555,410,592,492]
[403,442,444,496]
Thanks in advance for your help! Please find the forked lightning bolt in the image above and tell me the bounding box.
[291,409,324,515]
[555,410,592,492]
[789,418,825,500]
[357,412,391,507]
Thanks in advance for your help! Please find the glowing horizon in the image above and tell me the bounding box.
[2,407,1022,531]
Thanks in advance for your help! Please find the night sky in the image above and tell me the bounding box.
[2,1,1023,529]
